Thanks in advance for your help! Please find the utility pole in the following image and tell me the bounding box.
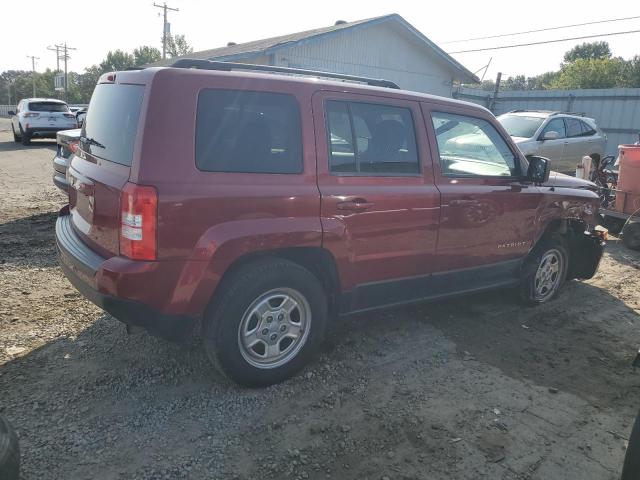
[26,55,39,97]
[49,43,76,102]
[47,45,63,99]
[489,71,502,113]
[153,2,179,59]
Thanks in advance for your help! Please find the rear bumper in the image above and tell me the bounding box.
[55,211,197,341]
[52,154,70,192]
[27,126,75,137]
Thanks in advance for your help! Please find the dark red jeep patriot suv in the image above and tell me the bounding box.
[56,60,605,386]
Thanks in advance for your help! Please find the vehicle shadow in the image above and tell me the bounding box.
[0,211,59,267]
[416,278,640,410]
[0,138,57,153]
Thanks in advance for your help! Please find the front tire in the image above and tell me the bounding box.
[203,258,328,387]
[11,125,20,143]
[519,234,569,305]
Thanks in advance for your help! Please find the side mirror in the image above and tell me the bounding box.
[541,131,559,141]
[7,111,15,116]
[526,155,551,184]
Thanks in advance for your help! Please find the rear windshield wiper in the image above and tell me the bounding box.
[81,136,106,149]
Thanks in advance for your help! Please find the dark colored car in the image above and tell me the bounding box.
[56,61,606,387]
[52,129,81,192]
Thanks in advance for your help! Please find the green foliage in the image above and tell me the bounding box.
[563,41,611,63]
[552,57,628,89]
[467,42,640,91]
[133,46,162,66]
[100,50,135,72]
[166,34,193,58]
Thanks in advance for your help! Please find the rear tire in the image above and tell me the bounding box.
[519,234,569,305]
[622,409,640,480]
[622,222,640,250]
[20,127,30,146]
[203,258,328,387]
[0,415,20,480]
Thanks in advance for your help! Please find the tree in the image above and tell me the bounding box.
[166,34,193,58]
[526,71,559,90]
[563,41,611,63]
[99,50,135,72]
[551,57,627,89]
[622,55,640,88]
[133,46,161,66]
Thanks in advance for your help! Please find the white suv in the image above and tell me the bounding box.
[9,98,78,146]
[497,111,607,174]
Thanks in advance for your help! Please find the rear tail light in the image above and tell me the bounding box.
[119,182,158,261]
[68,141,79,155]
[23,113,38,117]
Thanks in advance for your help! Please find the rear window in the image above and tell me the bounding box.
[81,84,144,166]
[28,102,69,112]
[195,89,302,174]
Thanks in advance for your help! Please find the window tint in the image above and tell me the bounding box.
[580,120,596,136]
[431,112,519,177]
[325,100,419,175]
[196,90,302,174]
[81,84,144,166]
[541,118,566,138]
[565,118,583,137]
[28,102,69,112]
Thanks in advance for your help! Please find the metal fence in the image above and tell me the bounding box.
[453,87,640,156]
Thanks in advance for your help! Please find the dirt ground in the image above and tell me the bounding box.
[1,117,640,480]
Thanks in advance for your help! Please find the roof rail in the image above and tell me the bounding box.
[169,59,401,89]
[550,111,586,117]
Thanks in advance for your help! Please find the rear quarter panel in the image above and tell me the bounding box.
[136,69,322,314]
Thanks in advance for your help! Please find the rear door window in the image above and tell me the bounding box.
[565,118,583,138]
[325,100,419,175]
[81,84,144,166]
[195,90,302,174]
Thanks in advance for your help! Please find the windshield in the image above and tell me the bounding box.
[81,83,144,166]
[28,101,69,112]
[498,115,545,138]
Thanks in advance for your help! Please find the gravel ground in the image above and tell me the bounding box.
[1,118,640,479]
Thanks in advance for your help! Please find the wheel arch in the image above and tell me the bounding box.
[202,246,341,327]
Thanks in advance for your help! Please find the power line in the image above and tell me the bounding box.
[443,14,640,44]
[448,28,640,54]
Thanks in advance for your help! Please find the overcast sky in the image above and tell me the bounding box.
[3,0,640,81]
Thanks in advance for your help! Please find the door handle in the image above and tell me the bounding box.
[336,199,375,212]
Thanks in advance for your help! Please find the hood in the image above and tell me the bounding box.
[544,171,598,191]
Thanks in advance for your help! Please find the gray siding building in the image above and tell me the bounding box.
[151,14,478,97]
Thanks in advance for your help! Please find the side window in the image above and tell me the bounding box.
[325,100,419,175]
[565,118,583,138]
[431,112,519,178]
[541,118,566,138]
[580,120,596,136]
[195,89,302,174]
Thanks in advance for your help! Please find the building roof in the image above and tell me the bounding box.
[147,14,479,83]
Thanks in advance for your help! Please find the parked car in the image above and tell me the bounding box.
[496,110,607,174]
[9,98,78,146]
[52,128,81,192]
[75,108,87,128]
[56,61,606,387]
